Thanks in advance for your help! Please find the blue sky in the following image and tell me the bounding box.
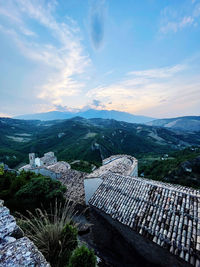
[0,0,200,118]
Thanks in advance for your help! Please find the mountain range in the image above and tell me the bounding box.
[14,109,154,123]
[14,110,200,132]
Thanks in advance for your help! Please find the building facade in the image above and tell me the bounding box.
[29,152,57,168]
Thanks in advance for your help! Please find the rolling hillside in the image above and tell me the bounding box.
[0,117,200,168]
[140,148,200,188]
[147,116,200,132]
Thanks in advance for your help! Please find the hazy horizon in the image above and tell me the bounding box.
[0,0,200,118]
[2,107,200,121]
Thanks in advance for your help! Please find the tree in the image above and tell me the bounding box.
[15,176,66,211]
[0,164,4,175]
[68,245,96,267]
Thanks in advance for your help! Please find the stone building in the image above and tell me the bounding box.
[29,151,57,168]
[88,172,200,266]
[84,155,200,266]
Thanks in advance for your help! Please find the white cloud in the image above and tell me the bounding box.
[128,65,185,79]
[0,0,90,106]
[160,2,200,34]
[160,16,194,33]
[0,112,10,118]
[86,63,200,117]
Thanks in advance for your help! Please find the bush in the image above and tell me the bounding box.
[60,224,78,266]
[15,176,66,211]
[68,245,96,267]
[0,170,66,212]
[0,164,4,175]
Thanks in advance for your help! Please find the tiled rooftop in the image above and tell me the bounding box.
[87,154,138,178]
[56,169,87,204]
[19,161,70,172]
[89,173,200,266]
[46,161,71,173]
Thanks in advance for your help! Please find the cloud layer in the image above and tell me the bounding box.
[87,62,200,117]
[0,0,199,118]
[0,0,90,108]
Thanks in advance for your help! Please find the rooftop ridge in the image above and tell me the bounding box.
[103,172,200,197]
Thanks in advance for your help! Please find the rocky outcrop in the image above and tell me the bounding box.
[0,200,50,266]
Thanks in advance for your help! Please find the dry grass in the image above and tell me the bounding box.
[17,200,80,266]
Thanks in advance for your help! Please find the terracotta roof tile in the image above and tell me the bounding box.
[89,173,200,266]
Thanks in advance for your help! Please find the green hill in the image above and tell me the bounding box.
[140,148,200,188]
[0,117,200,168]
[146,116,200,132]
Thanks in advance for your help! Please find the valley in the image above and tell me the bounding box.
[1,117,200,186]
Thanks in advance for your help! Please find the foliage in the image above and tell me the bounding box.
[70,160,99,173]
[0,170,31,202]
[61,224,78,265]
[0,164,4,175]
[140,148,200,188]
[17,201,78,267]
[68,245,96,267]
[15,176,66,211]
[0,170,66,212]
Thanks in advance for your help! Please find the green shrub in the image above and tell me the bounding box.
[0,164,4,175]
[0,170,66,212]
[0,171,16,200]
[60,224,78,266]
[68,245,96,267]
[15,176,66,211]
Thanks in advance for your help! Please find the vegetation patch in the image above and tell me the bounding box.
[140,148,200,188]
[17,201,96,267]
[0,170,66,213]
[6,135,31,142]
[83,132,98,139]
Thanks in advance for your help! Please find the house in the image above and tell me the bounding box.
[87,166,200,266]
[84,155,138,204]
[29,152,57,168]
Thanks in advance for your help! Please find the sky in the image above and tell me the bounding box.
[0,0,200,118]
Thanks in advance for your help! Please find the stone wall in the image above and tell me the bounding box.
[27,167,61,180]
[0,200,49,266]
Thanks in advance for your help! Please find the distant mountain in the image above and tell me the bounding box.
[14,111,74,121]
[146,116,200,132]
[14,109,154,124]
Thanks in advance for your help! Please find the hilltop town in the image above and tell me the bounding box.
[1,151,200,266]
[1,0,200,265]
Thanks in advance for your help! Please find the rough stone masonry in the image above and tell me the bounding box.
[0,200,49,266]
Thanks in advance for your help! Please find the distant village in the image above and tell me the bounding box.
[1,151,200,266]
